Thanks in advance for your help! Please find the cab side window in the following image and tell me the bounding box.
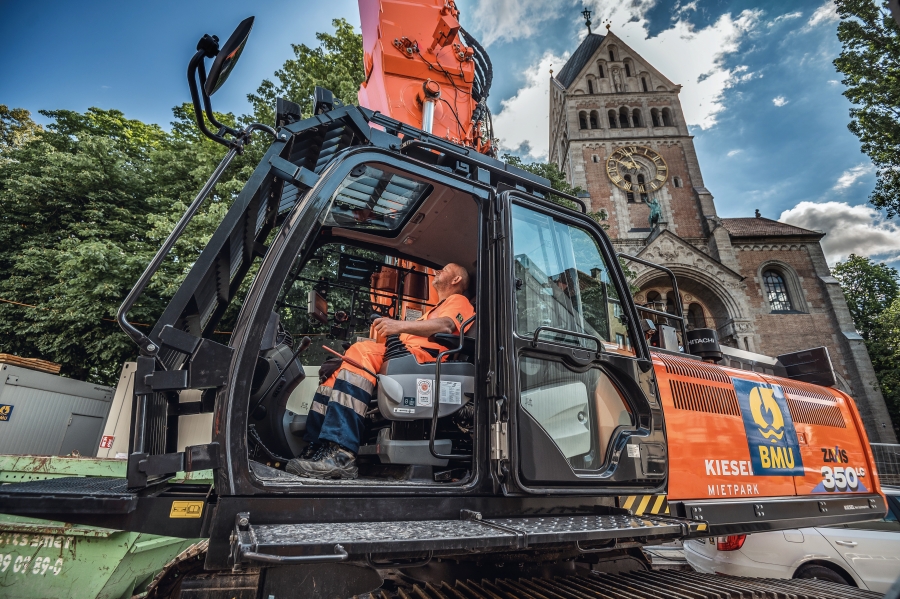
[511,204,634,356]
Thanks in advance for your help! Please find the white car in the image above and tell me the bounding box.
[685,488,900,593]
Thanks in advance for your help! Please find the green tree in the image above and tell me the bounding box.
[833,254,900,435]
[834,0,900,216]
[832,254,899,341]
[247,18,364,125]
[0,20,367,384]
[0,108,167,381]
[0,105,41,153]
[871,295,900,430]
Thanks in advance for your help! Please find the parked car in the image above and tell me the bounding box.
[684,487,900,593]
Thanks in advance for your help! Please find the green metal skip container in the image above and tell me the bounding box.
[0,455,206,599]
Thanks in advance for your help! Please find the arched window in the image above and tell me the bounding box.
[587,79,594,94]
[632,108,643,127]
[650,108,661,127]
[598,63,605,78]
[688,303,706,330]
[763,270,793,311]
[623,174,635,203]
[589,110,599,129]
[673,176,682,188]
[592,154,599,163]
[637,174,649,202]
[646,290,661,304]
[661,107,674,127]
[624,61,632,77]
[609,47,617,61]
[619,107,631,128]
[608,110,618,128]
[579,111,588,129]
[641,77,649,92]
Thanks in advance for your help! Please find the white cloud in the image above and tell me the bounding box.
[827,79,839,85]
[780,202,900,264]
[493,52,567,160]
[807,1,839,28]
[488,2,763,159]
[467,0,565,46]
[772,96,788,106]
[727,149,743,157]
[833,163,875,191]
[768,11,802,27]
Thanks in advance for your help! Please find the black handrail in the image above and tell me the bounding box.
[429,314,477,460]
[618,253,689,349]
[116,122,275,357]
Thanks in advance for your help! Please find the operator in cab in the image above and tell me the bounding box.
[287,263,474,479]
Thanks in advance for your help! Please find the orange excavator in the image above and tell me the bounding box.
[0,2,886,597]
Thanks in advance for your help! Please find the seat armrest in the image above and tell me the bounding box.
[430,334,475,356]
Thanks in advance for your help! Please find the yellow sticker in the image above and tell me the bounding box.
[169,500,204,519]
[696,523,708,531]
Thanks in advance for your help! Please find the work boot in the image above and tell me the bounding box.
[292,442,358,480]
[285,443,324,476]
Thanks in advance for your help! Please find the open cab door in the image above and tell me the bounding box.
[494,190,668,497]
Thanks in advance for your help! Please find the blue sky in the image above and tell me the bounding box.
[3,0,899,268]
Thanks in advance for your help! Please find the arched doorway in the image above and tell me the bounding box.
[634,273,738,347]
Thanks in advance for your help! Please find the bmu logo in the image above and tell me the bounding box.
[733,378,804,476]
[749,386,784,441]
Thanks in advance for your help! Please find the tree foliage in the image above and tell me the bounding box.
[833,254,900,435]
[0,20,364,384]
[0,105,41,153]
[247,18,364,125]
[834,0,900,216]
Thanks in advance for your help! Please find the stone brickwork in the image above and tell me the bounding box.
[549,29,897,442]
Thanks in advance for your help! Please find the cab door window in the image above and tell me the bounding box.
[512,204,633,356]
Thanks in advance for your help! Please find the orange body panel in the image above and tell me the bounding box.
[654,352,882,503]
[358,0,488,151]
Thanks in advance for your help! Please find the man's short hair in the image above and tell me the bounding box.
[446,263,470,294]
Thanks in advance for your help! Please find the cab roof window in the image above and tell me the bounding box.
[323,164,433,231]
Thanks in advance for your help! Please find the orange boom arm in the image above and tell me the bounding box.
[358,0,494,154]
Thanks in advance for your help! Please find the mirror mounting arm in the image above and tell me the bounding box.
[187,47,245,151]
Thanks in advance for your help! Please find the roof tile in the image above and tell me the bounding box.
[721,217,822,238]
[557,33,605,89]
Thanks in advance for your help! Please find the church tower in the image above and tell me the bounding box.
[550,22,898,443]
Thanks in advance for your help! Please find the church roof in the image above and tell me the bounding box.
[721,217,823,238]
[556,33,605,88]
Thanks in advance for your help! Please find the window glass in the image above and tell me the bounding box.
[763,270,792,311]
[520,356,632,470]
[512,204,634,356]
[322,165,432,232]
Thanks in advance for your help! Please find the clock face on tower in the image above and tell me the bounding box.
[605,145,668,194]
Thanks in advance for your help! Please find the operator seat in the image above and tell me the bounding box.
[358,331,475,467]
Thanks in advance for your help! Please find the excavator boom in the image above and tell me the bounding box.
[358,0,494,154]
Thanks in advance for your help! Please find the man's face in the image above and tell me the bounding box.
[433,265,457,291]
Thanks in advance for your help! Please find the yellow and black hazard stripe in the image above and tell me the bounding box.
[618,494,669,516]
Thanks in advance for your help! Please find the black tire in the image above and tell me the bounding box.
[794,563,853,586]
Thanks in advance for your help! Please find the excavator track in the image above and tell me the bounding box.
[357,570,882,599]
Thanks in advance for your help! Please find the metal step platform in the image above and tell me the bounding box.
[360,571,883,599]
[0,476,138,514]
[233,512,704,564]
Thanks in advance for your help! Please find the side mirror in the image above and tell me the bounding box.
[205,16,255,96]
